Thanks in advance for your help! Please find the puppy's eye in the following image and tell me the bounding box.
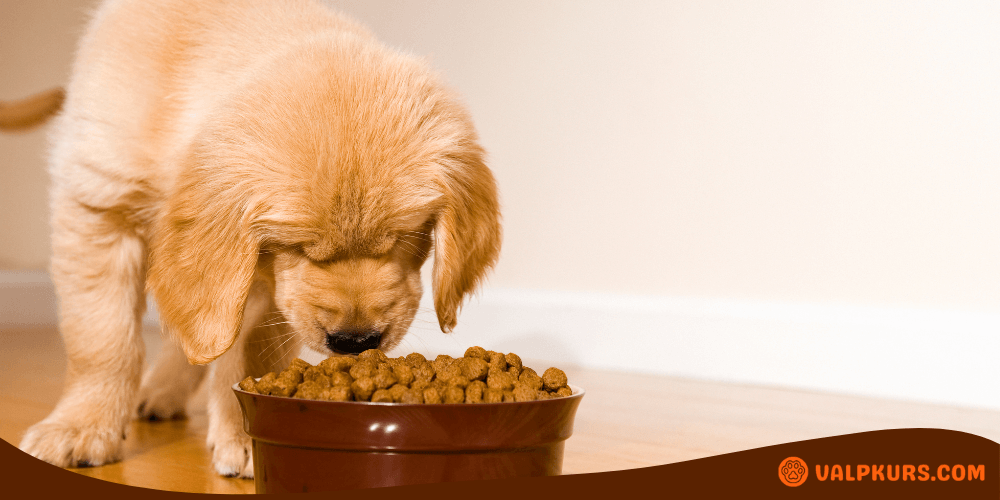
[291,244,312,259]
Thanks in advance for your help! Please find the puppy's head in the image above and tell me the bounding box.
[148,36,501,363]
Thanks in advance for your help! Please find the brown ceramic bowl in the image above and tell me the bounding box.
[233,383,585,493]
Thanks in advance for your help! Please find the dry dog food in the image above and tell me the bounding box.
[238,347,573,403]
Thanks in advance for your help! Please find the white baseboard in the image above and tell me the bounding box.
[0,270,162,327]
[3,270,997,410]
[418,289,1000,411]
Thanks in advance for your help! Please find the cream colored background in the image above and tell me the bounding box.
[2,1,999,313]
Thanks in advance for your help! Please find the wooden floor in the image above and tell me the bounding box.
[1,324,998,494]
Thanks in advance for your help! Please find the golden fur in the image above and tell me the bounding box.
[15,0,500,478]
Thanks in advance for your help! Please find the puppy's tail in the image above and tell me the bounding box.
[0,87,65,131]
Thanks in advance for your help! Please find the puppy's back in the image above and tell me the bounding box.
[57,0,376,197]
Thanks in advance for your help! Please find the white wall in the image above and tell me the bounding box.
[4,1,1000,311]
[327,0,1000,313]
[2,1,999,409]
[0,0,94,269]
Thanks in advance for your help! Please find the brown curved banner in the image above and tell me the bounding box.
[1,428,996,498]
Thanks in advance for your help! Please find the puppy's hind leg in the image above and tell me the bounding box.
[19,200,147,468]
[136,333,207,421]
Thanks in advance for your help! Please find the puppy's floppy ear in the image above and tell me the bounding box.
[433,146,502,333]
[147,168,261,365]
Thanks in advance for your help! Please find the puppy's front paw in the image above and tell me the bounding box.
[19,419,124,468]
[210,435,254,479]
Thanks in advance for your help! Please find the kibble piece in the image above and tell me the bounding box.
[443,385,465,404]
[513,383,537,402]
[288,358,311,373]
[358,348,389,363]
[388,384,409,402]
[413,362,435,383]
[349,361,377,380]
[399,389,427,405]
[464,346,487,359]
[323,385,353,401]
[555,386,573,398]
[436,362,462,382]
[351,377,376,401]
[415,386,443,405]
[486,350,507,367]
[405,352,427,366]
[373,370,398,390]
[238,376,257,393]
[521,367,538,379]
[303,366,329,383]
[256,372,279,394]
[371,389,393,403]
[279,369,301,383]
[319,356,356,374]
[270,375,298,397]
[484,387,504,403]
[487,371,516,391]
[460,357,489,381]
[536,390,554,400]
[294,380,327,399]
[519,371,544,391]
[542,367,568,391]
[392,364,415,386]
[505,353,523,373]
[388,356,407,368]
[447,375,470,389]
[410,379,430,392]
[330,371,353,386]
[428,379,448,393]
[502,390,515,402]
[310,373,333,389]
[279,369,303,386]
[303,365,324,379]
[488,356,508,377]
[431,357,455,375]
[465,380,486,403]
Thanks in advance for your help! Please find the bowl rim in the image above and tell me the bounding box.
[232,381,585,407]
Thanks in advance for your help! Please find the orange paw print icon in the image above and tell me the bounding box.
[779,457,808,487]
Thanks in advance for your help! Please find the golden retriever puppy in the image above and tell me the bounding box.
[15,0,501,478]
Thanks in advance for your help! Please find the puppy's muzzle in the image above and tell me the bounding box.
[326,328,382,354]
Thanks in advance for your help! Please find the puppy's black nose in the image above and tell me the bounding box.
[326,328,382,354]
